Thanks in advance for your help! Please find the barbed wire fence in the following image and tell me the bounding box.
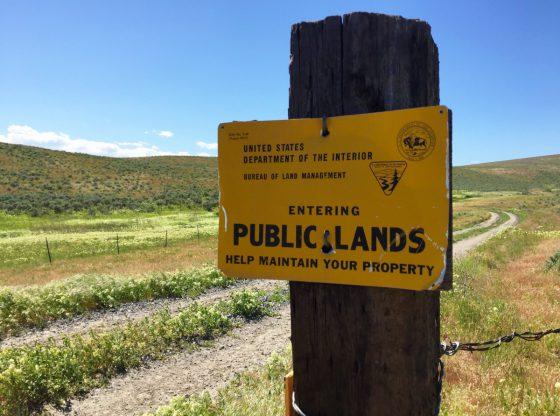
[291,327,560,416]
[41,223,207,264]
[435,327,560,415]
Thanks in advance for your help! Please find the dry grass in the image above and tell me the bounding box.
[501,238,560,323]
[0,236,218,287]
[453,207,491,231]
[441,233,560,415]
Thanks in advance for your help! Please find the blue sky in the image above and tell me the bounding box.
[0,0,558,164]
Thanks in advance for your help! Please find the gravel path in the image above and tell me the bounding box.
[453,212,518,258]
[453,211,499,236]
[47,304,291,416]
[0,279,278,349]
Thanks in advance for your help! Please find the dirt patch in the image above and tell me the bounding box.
[47,305,291,416]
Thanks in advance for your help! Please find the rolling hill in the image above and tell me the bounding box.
[453,154,560,192]
[0,142,218,215]
[0,142,558,215]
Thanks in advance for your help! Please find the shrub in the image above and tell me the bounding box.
[544,251,560,273]
[0,266,233,338]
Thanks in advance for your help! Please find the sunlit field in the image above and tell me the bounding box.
[0,209,218,269]
[0,189,558,415]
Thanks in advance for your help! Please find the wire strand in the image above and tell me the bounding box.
[440,327,560,356]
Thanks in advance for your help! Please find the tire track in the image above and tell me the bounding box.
[453,212,518,259]
[0,279,278,349]
[47,304,291,416]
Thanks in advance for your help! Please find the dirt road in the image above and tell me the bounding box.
[453,212,518,258]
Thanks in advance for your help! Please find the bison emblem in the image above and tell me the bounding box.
[396,121,435,161]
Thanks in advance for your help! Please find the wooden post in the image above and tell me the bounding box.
[284,371,295,416]
[289,13,440,415]
[196,224,200,242]
[116,234,120,255]
[165,230,168,247]
[45,237,52,264]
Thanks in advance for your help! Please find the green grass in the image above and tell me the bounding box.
[0,209,218,268]
[0,266,233,338]
[0,287,288,416]
[453,208,491,232]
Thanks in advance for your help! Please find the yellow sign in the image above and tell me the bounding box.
[218,106,451,291]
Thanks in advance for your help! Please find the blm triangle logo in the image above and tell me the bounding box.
[369,161,407,196]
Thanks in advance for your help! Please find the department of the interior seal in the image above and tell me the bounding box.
[396,121,436,161]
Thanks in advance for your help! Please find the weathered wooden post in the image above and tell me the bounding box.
[45,237,52,264]
[289,13,441,415]
[116,234,120,254]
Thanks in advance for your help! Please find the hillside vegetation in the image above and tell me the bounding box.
[0,142,217,215]
[454,154,560,192]
[1,142,559,215]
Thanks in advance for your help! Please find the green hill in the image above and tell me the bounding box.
[0,142,218,215]
[1,142,558,215]
[453,154,560,192]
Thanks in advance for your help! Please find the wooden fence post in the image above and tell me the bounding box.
[45,237,52,264]
[289,13,441,415]
[165,230,168,247]
[116,234,120,255]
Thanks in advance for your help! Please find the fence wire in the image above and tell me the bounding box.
[291,327,560,416]
[435,326,560,415]
[440,327,560,356]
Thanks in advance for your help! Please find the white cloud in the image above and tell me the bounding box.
[145,130,174,139]
[196,152,211,157]
[157,130,174,139]
[0,125,189,158]
[196,140,217,150]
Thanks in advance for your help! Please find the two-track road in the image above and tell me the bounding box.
[453,212,518,259]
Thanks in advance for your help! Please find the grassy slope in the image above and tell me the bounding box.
[454,154,560,192]
[1,142,559,212]
[0,142,218,214]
